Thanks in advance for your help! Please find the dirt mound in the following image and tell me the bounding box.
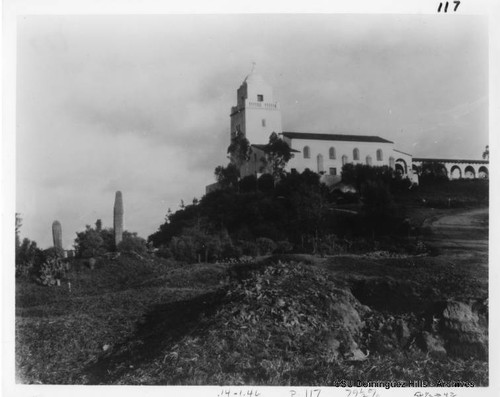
[73,258,487,385]
[104,261,369,384]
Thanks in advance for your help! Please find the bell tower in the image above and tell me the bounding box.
[230,67,282,144]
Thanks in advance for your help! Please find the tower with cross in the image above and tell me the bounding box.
[229,65,282,145]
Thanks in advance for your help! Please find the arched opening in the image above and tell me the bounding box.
[329,147,336,159]
[450,165,462,180]
[353,148,360,161]
[395,164,405,175]
[478,166,488,179]
[464,165,476,179]
[412,164,418,174]
[395,158,408,175]
[366,155,372,166]
[342,155,348,166]
[376,149,383,161]
[303,146,310,159]
[317,154,324,173]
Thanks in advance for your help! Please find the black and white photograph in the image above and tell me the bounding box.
[3,1,499,396]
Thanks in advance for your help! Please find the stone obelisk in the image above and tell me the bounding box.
[52,220,63,250]
[113,191,124,248]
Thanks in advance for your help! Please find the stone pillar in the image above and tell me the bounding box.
[113,191,124,248]
[52,220,63,250]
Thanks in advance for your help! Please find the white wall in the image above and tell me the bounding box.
[230,74,283,144]
[244,105,282,144]
[284,137,395,175]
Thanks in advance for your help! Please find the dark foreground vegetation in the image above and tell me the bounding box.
[15,167,489,385]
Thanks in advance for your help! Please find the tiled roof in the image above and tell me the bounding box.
[393,149,413,157]
[251,144,300,153]
[281,131,393,144]
[413,158,489,164]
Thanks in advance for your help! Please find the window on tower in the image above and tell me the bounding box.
[257,94,264,102]
[262,119,266,127]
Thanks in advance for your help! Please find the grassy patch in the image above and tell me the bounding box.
[15,254,227,384]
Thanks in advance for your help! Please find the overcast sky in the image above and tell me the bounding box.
[16,14,488,249]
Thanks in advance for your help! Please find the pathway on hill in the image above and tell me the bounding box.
[421,206,489,293]
[422,207,488,251]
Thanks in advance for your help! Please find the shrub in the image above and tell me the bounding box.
[16,260,35,279]
[350,238,375,253]
[117,233,148,255]
[220,242,243,259]
[239,175,258,193]
[156,245,173,259]
[256,237,277,255]
[16,238,43,278]
[257,174,274,193]
[239,240,259,257]
[361,181,396,236]
[274,240,293,254]
[38,257,66,286]
[74,225,105,258]
[168,228,236,263]
[43,246,65,260]
[170,235,197,263]
[418,161,449,185]
[316,234,345,255]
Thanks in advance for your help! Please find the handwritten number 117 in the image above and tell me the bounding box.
[438,1,460,12]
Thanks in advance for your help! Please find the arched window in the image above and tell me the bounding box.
[353,148,359,161]
[317,154,324,173]
[303,146,310,159]
[329,147,336,159]
[342,155,348,165]
[389,157,395,168]
[366,156,372,166]
[376,149,383,161]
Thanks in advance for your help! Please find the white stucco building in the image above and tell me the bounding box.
[231,70,417,184]
[230,72,282,145]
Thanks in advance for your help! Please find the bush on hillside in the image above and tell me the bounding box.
[360,181,399,236]
[38,257,66,286]
[156,245,173,259]
[417,161,449,185]
[256,237,277,255]
[257,173,275,192]
[74,221,147,258]
[74,225,106,258]
[117,233,148,256]
[274,240,293,254]
[16,237,44,278]
[239,175,258,193]
[168,227,236,263]
[239,240,259,257]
